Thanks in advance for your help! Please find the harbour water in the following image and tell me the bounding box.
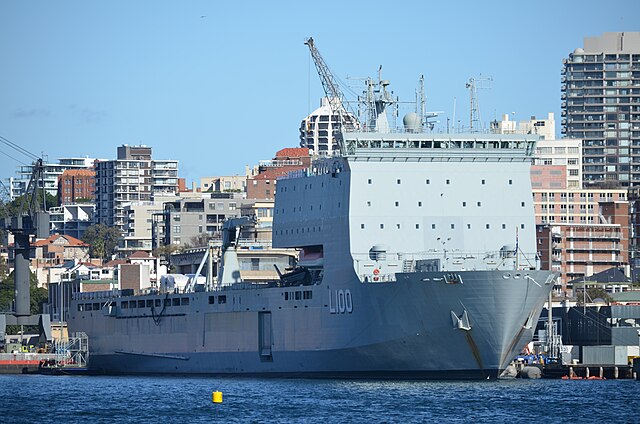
[1,375,639,423]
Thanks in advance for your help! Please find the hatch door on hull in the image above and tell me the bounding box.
[258,311,273,360]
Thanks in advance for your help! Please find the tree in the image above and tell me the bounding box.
[0,271,47,314]
[576,287,613,306]
[187,233,212,249]
[82,224,122,262]
[0,192,59,219]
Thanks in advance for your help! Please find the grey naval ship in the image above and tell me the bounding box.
[68,45,555,379]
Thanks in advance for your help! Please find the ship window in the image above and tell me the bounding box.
[416,224,420,229]
[467,224,471,229]
[85,303,92,311]
[509,179,513,185]
[446,179,450,184]
[303,291,312,300]
[78,304,84,311]
[395,201,399,207]
[426,179,430,184]
[462,202,467,207]
[380,224,384,229]
[521,224,525,229]
[486,224,491,229]
[209,296,215,304]
[431,224,436,229]
[451,224,455,229]
[482,179,485,185]
[397,179,401,184]
[295,291,302,300]
[146,300,154,307]
[181,298,190,306]
[367,201,371,206]
[284,292,289,300]
[164,299,171,307]
[368,179,372,184]
[172,298,180,306]
[397,224,401,229]
[137,300,145,308]
[120,302,127,309]
[418,201,422,207]
[218,295,227,304]
[502,224,506,229]
[129,301,136,308]
[521,202,525,207]
[477,202,482,207]
[361,224,365,229]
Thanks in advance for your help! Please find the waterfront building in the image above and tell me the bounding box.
[95,145,178,233]
[57,169,95,205]
[561,32,640,188]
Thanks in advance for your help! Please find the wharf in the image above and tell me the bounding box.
[0,353,66,374]
[543,362,635,380]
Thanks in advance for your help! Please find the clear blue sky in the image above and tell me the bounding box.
[1,1,639,185]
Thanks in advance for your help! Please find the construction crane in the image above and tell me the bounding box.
[304,37,359,154]
[0,157,51,344]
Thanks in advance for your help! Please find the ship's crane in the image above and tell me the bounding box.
[217,217,254,288]
[304,37,359,154]
[0,157,52,343]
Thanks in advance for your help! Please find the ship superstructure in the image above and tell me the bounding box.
[67,42,555,379]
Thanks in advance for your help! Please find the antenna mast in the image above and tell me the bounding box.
[465,76,492,132]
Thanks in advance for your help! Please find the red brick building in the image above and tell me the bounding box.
[246,148,311,199]
[58,169,96,205]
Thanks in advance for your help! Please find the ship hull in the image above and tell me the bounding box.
[68,269,554,379]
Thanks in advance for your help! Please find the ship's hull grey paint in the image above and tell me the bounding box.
[69,269,553,378]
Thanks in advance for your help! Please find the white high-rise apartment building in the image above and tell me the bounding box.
[562,32,640,187]
[95,145,178,233]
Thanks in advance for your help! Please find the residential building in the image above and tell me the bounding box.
[6,157,95,200]
[532,189,627,225]
[57,169,96,205]
[561,32,640,188]
[532,138,583,189]
[95,145,178,233]
[32,234,90,266]
[246,148,311,199]
[200,175,247,193]
[119,201,172,257]
[491,112,556,140]
[300,97,352,157]
[49,203,95,240]
[537,201,629,297]
[161,193,243,247]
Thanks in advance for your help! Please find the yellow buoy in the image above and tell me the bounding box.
[212,391,223,404]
